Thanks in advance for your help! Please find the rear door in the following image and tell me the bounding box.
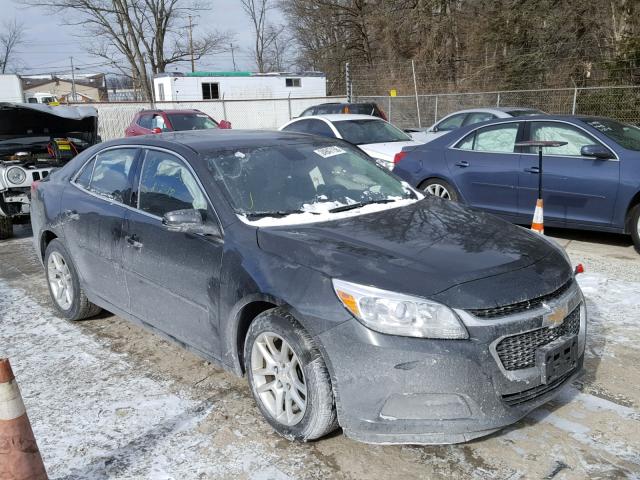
[62,147,140,307]
[446,121,523,217]
[122,148,224,355]
[518,120,620,226]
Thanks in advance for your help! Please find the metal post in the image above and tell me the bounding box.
[188,15,195,73]
[388,95,391,123]
[288,93,292,120]
[411,60,421,127]
[70,56,77,103]
[222,93,227,120]
[434,95,438,123]
[496,92,501,107]
[538,146,543,200]
[571,87,578,114]
[345,62,351,103]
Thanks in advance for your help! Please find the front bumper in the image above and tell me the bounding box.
[317,282,586,444]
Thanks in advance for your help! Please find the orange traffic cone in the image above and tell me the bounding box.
[0,358,48,480]
[531,198,544,234]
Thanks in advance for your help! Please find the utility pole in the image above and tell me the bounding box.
[70,56,77,103]
[188,15,195,73]
[230,43,237,71]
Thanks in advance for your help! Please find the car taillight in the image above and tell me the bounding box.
[343,105,351,114]
[378,108,388,121]
[393,151,407,164]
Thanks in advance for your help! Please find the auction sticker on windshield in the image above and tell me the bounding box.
[314,146,346,158]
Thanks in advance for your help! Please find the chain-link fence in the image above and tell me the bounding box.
[92,96,348,141]
[356,86,640,129]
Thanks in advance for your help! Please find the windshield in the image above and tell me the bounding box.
[167,113,219,131]
[582,118,640,151]
[333,119,411,145]
[204,141,415,219]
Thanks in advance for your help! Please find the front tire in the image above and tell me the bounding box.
[419,178,459,201]
[244,308,338,441]
[0,215,13,240]
[44,239,102,320]
[630,205,640,253]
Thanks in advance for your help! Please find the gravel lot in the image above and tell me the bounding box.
[1,224,639,479]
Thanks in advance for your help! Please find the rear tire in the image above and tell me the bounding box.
[0,215,13,240]
[630,205,640,254]
[244,308,338,441]
[419,178,460,202]
[44,239,102,320]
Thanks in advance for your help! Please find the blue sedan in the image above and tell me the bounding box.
[393,115,640,251]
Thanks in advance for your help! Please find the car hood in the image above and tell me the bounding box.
[358,140,423,161]
[256,198,571,310]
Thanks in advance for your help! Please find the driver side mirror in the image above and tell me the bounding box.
[162,209,221,236]
[429,126,438,133]
[581,144,613,159]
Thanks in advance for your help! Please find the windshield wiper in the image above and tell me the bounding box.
[328,199,396,213]
[244,209,318,220]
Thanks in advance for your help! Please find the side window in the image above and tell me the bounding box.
[464,112,496,125]
[88,149,138,202]
[138,150,207,218]
[456,133,475,150]
[151,114,168,131]
[474,124,519,152]
[299,107,314,117]
[137,114,152,129]
[282,120,311,134]
[316,104,340,114]
[74,158,95,188]
[437,113,467,131]
[530,122,604,156]
[306,120,335,138]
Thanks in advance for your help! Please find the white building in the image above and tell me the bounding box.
[153,71,327,101]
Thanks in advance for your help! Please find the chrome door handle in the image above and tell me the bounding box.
[63,209,79,221]
[125,235,143,249]
[524,167,540,174]
[455,161,470,168]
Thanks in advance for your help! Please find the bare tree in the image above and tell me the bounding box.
[0,19,25,74]
[240,0,281,72]
[27,0,232,100]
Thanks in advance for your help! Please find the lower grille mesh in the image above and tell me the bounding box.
[496,306,581,371]
[502,371,574,406]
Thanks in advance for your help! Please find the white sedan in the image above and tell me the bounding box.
[407,107,545,143]
[280,114,423,169]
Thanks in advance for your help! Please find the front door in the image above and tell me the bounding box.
[122,148,224,355]
[518,121,620,227]
[446,122,522,217]
[62,147,140,306]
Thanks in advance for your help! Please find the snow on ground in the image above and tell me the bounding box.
[0,281,292,479]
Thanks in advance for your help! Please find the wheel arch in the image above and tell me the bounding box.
[417,176,463,201]
[40,230,58,260]
[625,191,640,234]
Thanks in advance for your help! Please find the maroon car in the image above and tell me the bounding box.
[125,109,231,137]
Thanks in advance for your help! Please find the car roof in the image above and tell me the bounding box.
[311,102,376,106]
[101,129,343,153]
[139,109,204,115]
[294,114,382,122]
[443,107,541,115]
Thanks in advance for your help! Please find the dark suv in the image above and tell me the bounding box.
[299,102,387,120]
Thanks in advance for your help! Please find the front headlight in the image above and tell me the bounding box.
[6,167,27,185]
[332,279,468,339]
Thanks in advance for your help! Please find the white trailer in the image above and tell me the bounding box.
[0,74,24,103]
[154,71,327,102]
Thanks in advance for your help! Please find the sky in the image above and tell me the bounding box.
[0,0,284,77]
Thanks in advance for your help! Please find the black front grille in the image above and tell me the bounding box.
[502,370,575,406]
[495,306,581,371]
[469,280,573,319]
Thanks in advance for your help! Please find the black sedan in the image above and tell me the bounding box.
[31,130,586,445]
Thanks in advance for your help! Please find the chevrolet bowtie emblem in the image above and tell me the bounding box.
[543,303,569,328]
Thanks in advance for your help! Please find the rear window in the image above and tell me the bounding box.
[333,119,410,145]
[347,104,378,116]
[166,113,218,131]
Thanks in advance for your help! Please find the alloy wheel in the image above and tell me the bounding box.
[251,332,307,426]
[424,183,451,199]
[47,252,73,310]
